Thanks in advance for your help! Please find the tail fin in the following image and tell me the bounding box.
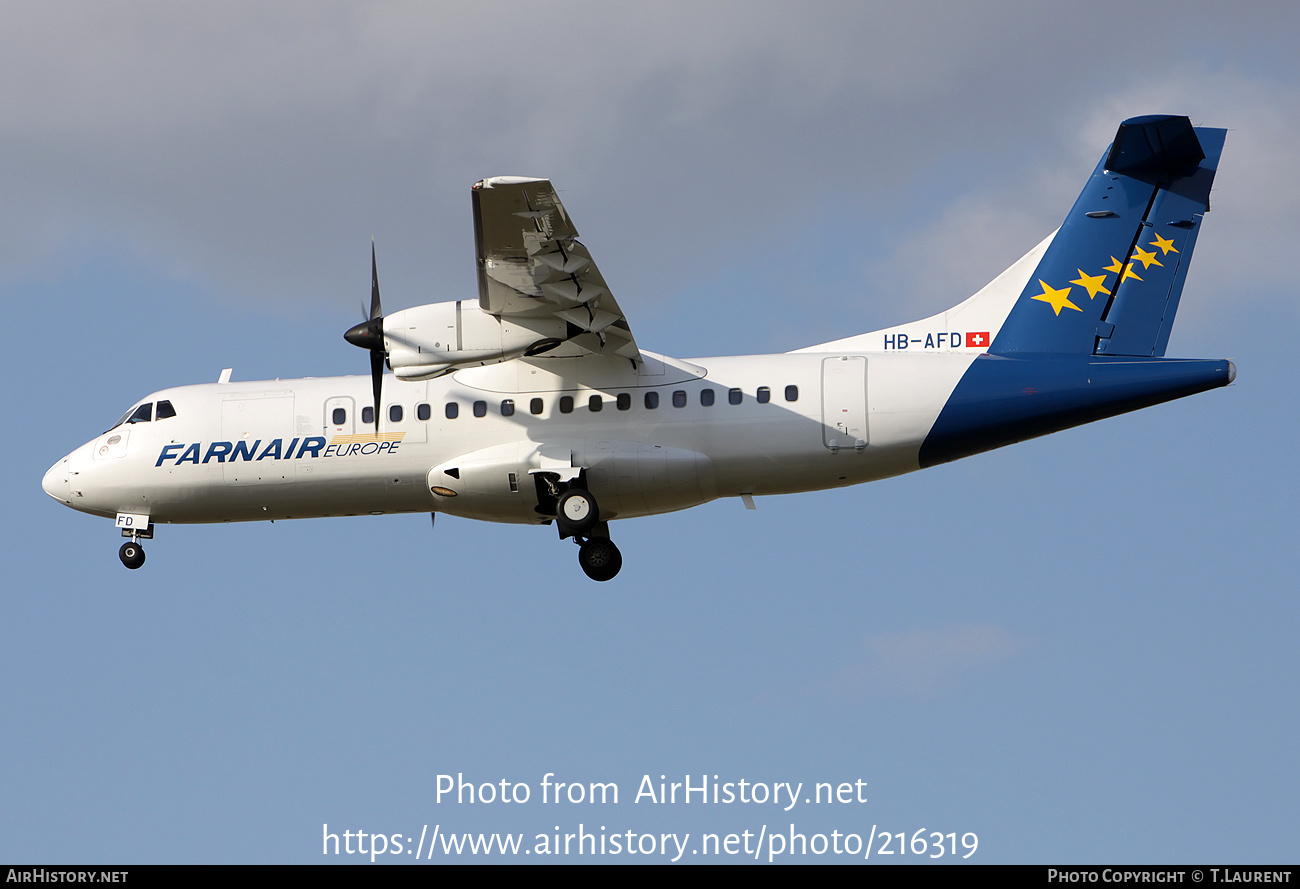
[991,115,1225,357]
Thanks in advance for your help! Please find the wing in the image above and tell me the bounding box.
[472,176,640,362]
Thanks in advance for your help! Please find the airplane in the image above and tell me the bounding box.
[42,114,1234,581]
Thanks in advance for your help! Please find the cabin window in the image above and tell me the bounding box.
[672,390,687,408]
[785,385,799,402]
[559,396,574,414]
[473,400,487,418]
[728,388,742,405]
[589,395,603,412]
[757,386,771,404]
[389,405,403,423]
[645,391,659,409]
[361,406,374,425]
[616,393,631,411]
[331,407,346,426]
[700,388,715,406]
[155,400,177,419]
[417,403,431,421]
[530,398,544,415]
[445,402,459,419]
[128,403,152,424]
[501,399,515,416]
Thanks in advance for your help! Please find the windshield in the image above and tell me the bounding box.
[107,401,157,433]
[109,406,135,431]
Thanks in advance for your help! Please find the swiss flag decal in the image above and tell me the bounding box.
[966,331,990,348]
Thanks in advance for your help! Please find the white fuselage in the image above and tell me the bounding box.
[44,348,977,528]
[40,120,1236,583]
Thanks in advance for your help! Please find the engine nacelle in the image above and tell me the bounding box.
[383,300,567,380]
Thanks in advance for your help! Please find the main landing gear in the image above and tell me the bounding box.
[576,535,622,582]
[554,487,622,582]
[557,488,598,535]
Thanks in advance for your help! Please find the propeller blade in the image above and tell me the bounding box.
[369,241,383,432]
[343,241,387,435]
[370,240,383,320]
[370,349,384,434]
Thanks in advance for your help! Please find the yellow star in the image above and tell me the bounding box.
[1149,232,1180,255]
[1070,269,1112,300]
[1031,279,1081,316]
[1131,245,1164,270]
[1103,256,1142,282]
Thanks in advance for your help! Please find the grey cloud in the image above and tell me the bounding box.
[2,1,1298,339]
[834,624,1019,698]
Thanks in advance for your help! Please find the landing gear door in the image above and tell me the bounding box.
[821,356,867,450]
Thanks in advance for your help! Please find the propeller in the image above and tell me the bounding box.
[343,242,385,434]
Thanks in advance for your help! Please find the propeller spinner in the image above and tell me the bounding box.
[343,243,385,433]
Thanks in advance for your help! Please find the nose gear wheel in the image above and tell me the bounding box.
[119,542,145,570]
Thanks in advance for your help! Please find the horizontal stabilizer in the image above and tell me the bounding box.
[1106,114,1205,183]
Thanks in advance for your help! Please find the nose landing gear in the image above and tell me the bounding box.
[115,513,153,570]
[118,541,146,569]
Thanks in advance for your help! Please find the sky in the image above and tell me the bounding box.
[4,1,1298,864]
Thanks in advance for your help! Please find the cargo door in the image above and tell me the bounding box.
[221,394,295,484]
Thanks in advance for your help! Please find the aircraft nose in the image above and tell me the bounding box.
[42,457,72,504]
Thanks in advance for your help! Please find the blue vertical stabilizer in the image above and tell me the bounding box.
[990,116,1225,358]
[922,116,1233,467]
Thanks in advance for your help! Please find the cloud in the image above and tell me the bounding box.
[843,64,1300,341]
[3,1,1299,334]
[860,189,1064,320]
[1074,68,1300,331]
[833,624,1018,697]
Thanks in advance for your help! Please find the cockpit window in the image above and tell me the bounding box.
[155,400,177,420]
[108,401,156,433]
